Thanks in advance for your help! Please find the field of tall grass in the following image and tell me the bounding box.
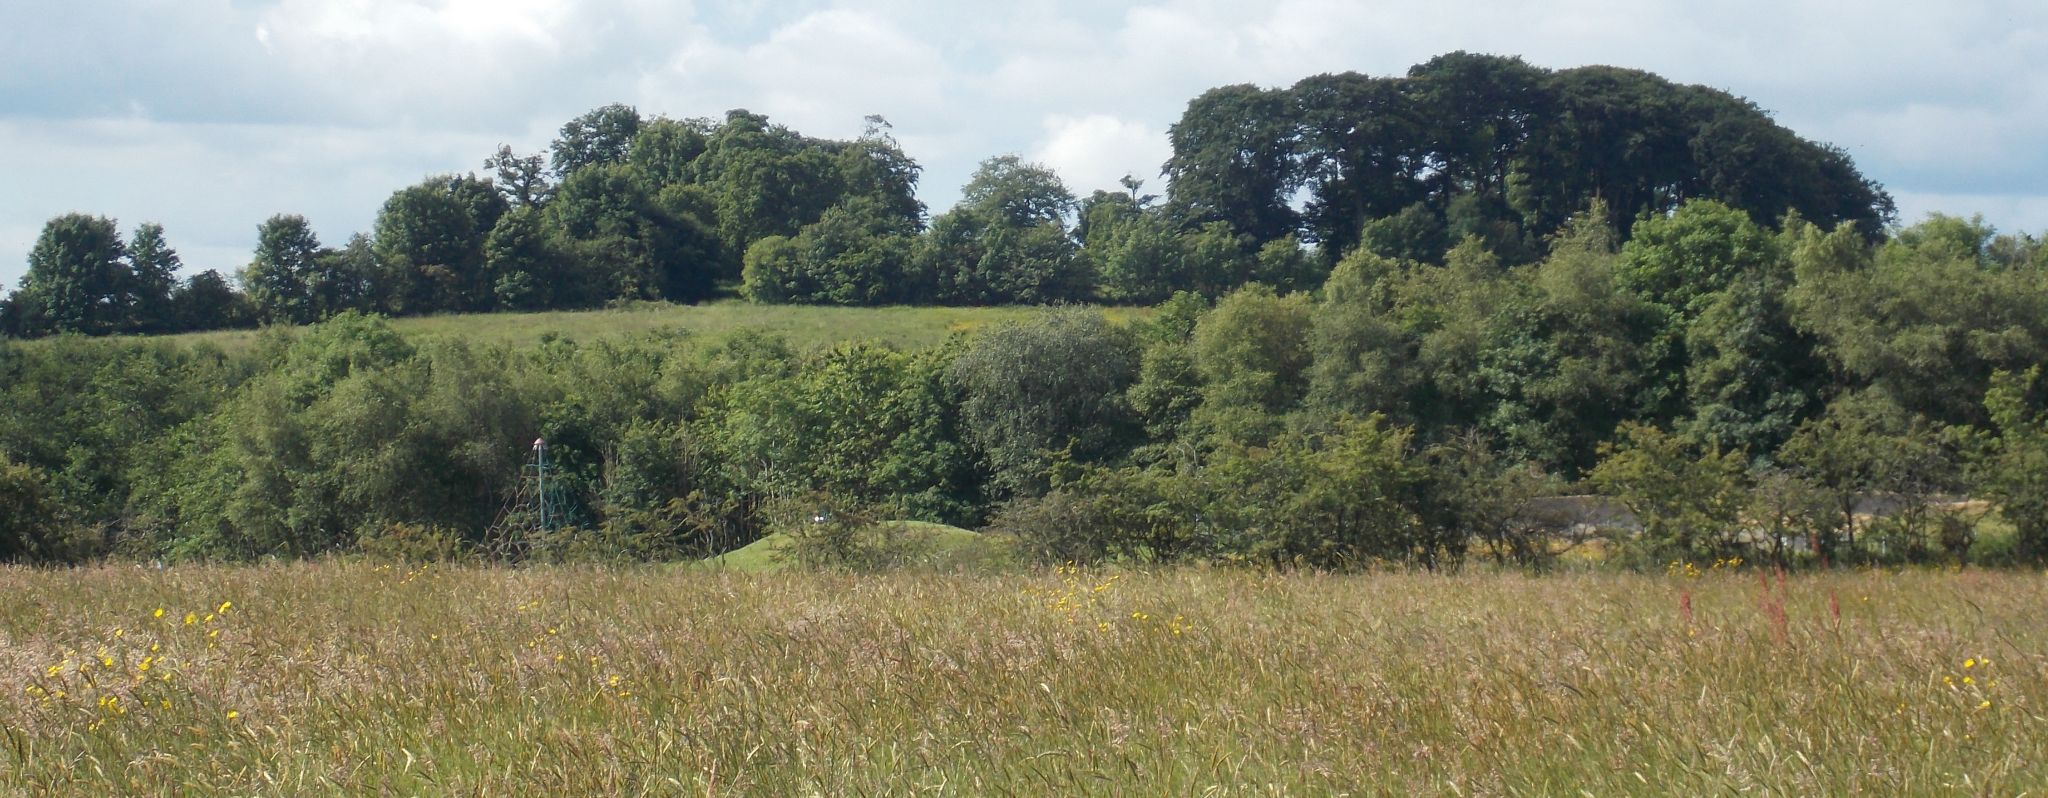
[149,301,1153,354]
[2,563,2041,795]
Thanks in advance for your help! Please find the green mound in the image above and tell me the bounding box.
[702,520,1011,572]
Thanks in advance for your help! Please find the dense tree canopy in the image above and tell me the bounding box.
[12,57,2046,572]
[5,55,1905,335]
[1165,54,1894,269]
[5,203,2048,569]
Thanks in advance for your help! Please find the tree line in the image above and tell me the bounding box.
[4,203,2047,568]
[2,53,1898,337]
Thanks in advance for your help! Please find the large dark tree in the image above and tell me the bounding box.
[691,110,846,261]
[1163,84,1301,244]
[547,163,721,303]
[373,174,509,314]
[1291,72,1428,260]
[1162,54,1895,266]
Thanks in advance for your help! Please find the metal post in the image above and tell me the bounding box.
[534,438,548,532]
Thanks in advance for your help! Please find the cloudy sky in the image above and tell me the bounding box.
[4,0,2045,287]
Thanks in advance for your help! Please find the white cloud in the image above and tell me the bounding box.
[7,0,2048,289]
[1029,114,1169,197]
[250,0,577,125]
[1892,190,2048,234]
[637,9,950,139]
[0,117,499,284]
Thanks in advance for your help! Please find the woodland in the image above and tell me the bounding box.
[5,53,2046,569]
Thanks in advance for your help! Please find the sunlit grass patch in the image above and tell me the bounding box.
[148,301,1154,354]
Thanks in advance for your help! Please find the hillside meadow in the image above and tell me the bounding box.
[2,563,2042,795]
[145,301,1152,354]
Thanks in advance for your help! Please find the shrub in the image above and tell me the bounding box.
[769,493,930,572]
[0,455,86,563]
[355,522,474,563]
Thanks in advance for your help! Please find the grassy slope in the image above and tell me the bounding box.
[702,520,1009,572]
[148,301,1153,353]
[2,565,2042,794]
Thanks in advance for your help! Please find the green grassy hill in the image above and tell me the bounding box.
[701,520,1014,572]
[148,301,1151,353]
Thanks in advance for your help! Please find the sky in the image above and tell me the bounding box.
[4,0,2046,288]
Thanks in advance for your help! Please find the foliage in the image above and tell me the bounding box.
[763,494,906,571]
[949,308,1140,499]
[12,214,132,336]
[740,197,917,305]
[1589,422,1751,560]
[1788,215,2048,427]
[7,48,2048,577]
[0,454,77,563]
[8,57,1900,338]
[550,103,642,177]
[240,214,329,325]
[373,174,509,314]
[1163,55,1893,266]
[915,156,1088,305]
[1191,284,1315,443]
[354,522,475,563]
[1979,368,2048,562]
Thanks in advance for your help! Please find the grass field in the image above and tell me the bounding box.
[147,301,1153,354]
[2,564,2042,795]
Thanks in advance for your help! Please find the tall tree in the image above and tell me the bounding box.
[836,116,926,230]
[484,145,552,208]
[482,206,568,310]
[915,155,1087,305]
[170,270,250,332]
[691,109,845,260]
[373,174,509,314]
[241,214,325,325]
[1163,84,1300,244]
[628,116,712,190]
[1291,72,1428,260]
[547,163,720,303]
[125,222,182,333]
[741,196,917,306]
[13,214,130,336]
[550,103,643,177]
[1406,52,1550,201]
